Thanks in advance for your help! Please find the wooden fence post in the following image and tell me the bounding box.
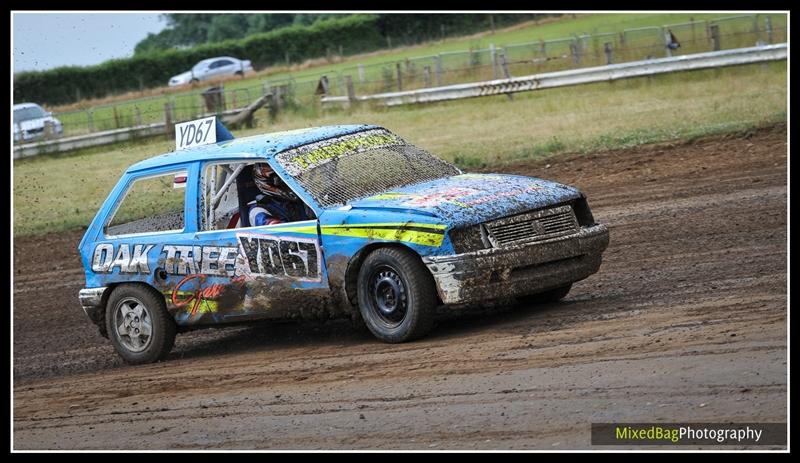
[43,121,55,140]
[164,102,173,139]
[663,28,672,57]
[710,24,721,51]
[275,85,284,109]
[570,42,580,65]
[500,53,511,79]
[489,43,498,78]
[268,86,278,121]
[86,110,94,132]
[434,54,443,86]
[423,66,431,87]
[345,75,356,105]
[765,17,773,43]
[113,106,120,129]
[499,53,513,101]
[396,62,403,91]
[604,42,613,64]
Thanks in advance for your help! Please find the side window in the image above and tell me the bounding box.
[217,59,233,67]
[106,171,186,236]
[202,162,245,231]
[201,161,317,231]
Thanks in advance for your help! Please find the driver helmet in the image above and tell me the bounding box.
[252,163,294,200]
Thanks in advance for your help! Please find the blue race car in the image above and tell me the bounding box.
[78,122,609,364]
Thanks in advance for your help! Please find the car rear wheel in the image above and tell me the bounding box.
[106,284,176,364]
[357,247,437,343]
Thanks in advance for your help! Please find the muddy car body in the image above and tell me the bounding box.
[78,124,609,363]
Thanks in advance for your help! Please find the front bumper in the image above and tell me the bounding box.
[423,224,609,305]
[79,287,108,334]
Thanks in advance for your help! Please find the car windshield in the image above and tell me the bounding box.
[274,129,461,208]
[14,106,47,123]
[192,60,213,71]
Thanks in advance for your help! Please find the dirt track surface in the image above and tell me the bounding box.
[13,126,787,450]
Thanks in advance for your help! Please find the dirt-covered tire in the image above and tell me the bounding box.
[105,284,176,365]
[357,247,437,343]
[518,284,573,306]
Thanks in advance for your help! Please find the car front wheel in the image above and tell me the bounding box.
[105,284,176,364]
[357,247,437,343]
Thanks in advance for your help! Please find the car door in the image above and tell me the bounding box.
[195,62,212,81]
[190,159,332,323]
[206,59,230,79]
[215,59,236,77]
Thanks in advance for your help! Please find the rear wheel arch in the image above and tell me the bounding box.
[94,282,119,338]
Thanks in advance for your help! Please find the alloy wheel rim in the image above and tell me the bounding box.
[113,297,153,353]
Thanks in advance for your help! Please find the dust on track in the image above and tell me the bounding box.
[13,125,787,449]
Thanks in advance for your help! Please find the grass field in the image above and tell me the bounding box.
[52,12,788,135]
[13,60,786,237]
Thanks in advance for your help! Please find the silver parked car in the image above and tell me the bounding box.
[168,56,253,87]
[13,103,63,142]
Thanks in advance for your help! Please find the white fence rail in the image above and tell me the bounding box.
[321,43,787,108]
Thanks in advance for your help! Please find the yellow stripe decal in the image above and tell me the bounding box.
[255,222,446,247]
[322,225,445,247]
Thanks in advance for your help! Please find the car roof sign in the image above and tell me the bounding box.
[175,116,217,151]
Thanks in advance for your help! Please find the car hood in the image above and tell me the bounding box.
[347,173,582,227]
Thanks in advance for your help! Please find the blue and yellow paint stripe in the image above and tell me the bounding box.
[264,222,447,247]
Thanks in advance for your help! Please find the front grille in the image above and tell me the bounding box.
[485,205,578,247]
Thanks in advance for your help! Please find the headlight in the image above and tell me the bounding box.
[449,224,491,253]
[570,195,596,227]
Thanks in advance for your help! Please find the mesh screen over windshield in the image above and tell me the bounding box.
[275,129,461,208]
